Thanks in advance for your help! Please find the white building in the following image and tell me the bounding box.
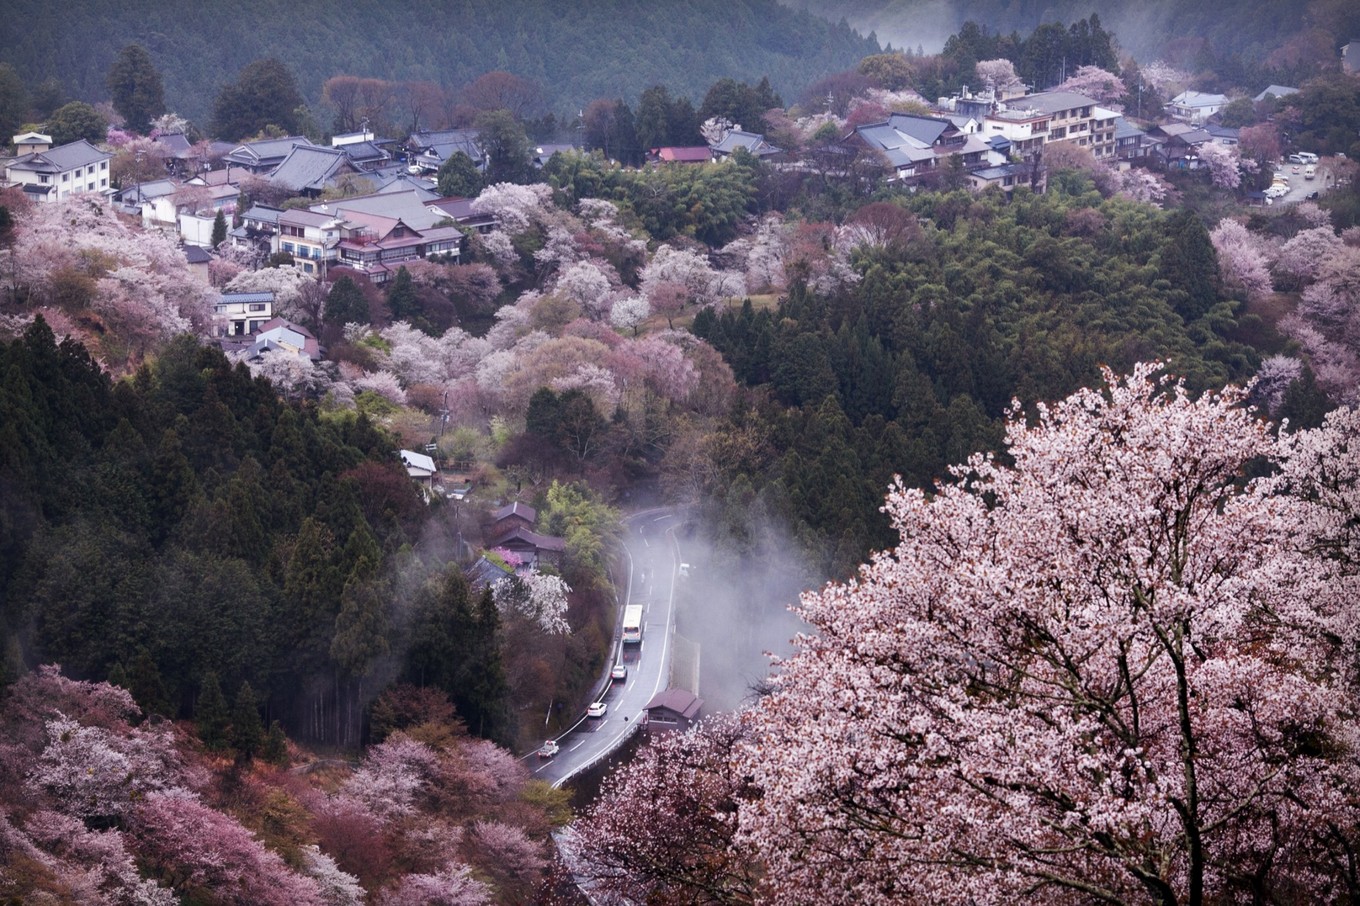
[4,139,112,202]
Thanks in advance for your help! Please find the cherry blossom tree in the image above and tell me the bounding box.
[377,863,490,906]
[1139,61,1191,94]
[1248,354,1304,414]
[1281,246,1360,402]
[1210,218,1273,302]
[609,294,650,335]
[493,570,571,634]
[463,819,546,901]
[572,713,760,904]
[300,844,365,906]
[1197,141,1242,189]
[470,183,553,235]
[1275,226,1345,290]
[130,790,327,905]
[736,363,1360,904]
[975,59,1023,93]
[339,734,441,823]
[1054,66,1125,104]
[1109,166,1171,206]
[24,809,177,905]
[28,714,181,822]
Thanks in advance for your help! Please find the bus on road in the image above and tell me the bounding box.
[622,604,644,644]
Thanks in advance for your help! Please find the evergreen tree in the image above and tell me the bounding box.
[436,151,484,197]
[106,44,165,134]
[230,680,264,758]
[210,209,227,248]
[128,648,171,718]
[209,58,303,140]
[197,671,230,750]
[475,109,534,183]
[324,276,370,327]
[263,720,289,766]
[386,266,419,324]
[47,101,106,146]
[0,63,27,142]
[1161,211,1220,322]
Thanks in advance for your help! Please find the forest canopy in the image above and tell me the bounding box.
[0,0,879,130]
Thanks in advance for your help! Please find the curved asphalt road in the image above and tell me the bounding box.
[528,508,682,788]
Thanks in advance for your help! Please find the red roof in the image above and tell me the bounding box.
[655,146,711,163]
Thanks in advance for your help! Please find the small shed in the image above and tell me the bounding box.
[644,689,704,733]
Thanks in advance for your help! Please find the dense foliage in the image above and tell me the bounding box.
[688,183,1261,575]
[579,367,1360,905]
[0,0,878,130]
[0,667,571,902]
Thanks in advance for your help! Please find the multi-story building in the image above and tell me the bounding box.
[276,209,345,276]
[4,139,112,202]
[983,91,1115,161]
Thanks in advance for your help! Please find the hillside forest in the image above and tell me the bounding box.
[1,9,1360,905]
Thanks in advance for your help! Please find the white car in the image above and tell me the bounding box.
[587,701,607,718]
[611,664,628,681]
[538,739,559,758]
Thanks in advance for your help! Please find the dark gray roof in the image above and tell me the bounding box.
[970,164,1021,180]
[711,130,780,156]
[269,145,355,192]
[645,689,703,719]
[1254,85,1299,102]
[1015,91,1098,115]
[184,246,212,264]
[153,132,194,158]
[492,501,537,523]
[7,139,111,173]
[1113,118,1145,141]
[223,136,313,169]
[886,113,953,145]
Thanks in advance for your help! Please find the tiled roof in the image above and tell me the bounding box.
[7,139,111,173]
[1015,91,1099,114]
[269,145,353,192]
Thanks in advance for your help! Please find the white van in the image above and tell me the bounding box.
[1298,152,1319,164]
[1305,165,1317,180]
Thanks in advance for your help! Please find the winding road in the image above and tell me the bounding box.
[529,508,682,788]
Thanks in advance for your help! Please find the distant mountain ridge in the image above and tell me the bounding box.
[0,0,879,133]
[782,0,1328,65]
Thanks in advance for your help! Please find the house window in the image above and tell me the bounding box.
[62,173,69,181]
[101,179,107,187]
[100,161,108,170]
[302,262,314,273]
[39,175,49,184]
[248,303,267,312]
[282,242,295,254]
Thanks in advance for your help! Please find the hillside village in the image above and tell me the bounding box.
[1,10,1360,904]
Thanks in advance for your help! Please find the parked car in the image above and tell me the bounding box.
[587,701,607,718]
[1306,191,1320,200]
[538,739,559,758]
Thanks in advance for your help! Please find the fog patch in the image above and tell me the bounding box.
[670,505,826,714]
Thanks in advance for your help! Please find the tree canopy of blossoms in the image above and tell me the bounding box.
[975,59,1023,92]
[1197,141,1242,189]
[1275,226,1345,290]
[1210,218,1273,302]
[493,569,571,635]
[1054,65,1125,104]
[733,364,1360,905]
[470,183,553,235]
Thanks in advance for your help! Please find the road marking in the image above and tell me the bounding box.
[571,739,587,751]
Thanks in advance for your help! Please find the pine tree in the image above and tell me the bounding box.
[106,44,165,134]
[230,680,264,758]
[197,671,230,750]
[263,720,289,766]
[210,209,227,249]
